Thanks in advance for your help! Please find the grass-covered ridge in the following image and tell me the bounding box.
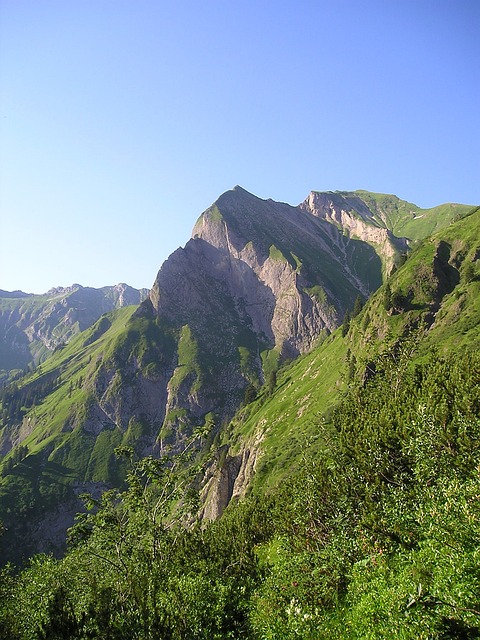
[220,206,480,497]
[0,306,142,562]
[0,285,149,381]
[352,190,475,241]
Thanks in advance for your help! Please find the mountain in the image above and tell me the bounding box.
[0,283,150,381]
[201,204,480,517]
[0,187,477,564]
[322,190,473,242]
[61,186,415,456]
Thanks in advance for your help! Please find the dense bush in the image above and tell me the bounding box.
[1,347,479,638]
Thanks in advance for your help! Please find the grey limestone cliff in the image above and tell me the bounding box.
[81,187,390,463]
[299,190,409,276]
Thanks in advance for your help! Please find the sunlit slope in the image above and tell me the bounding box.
[353,190,475,241]
[0,284,149,380]
[349,204,480,355]
[0,306,140,560]
[224,206,480,497]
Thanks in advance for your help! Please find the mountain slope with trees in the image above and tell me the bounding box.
[0,186,430,562]
[0,202,479,639]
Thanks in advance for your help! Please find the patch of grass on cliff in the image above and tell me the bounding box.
[169,325,202,394]
[268,244,288,263]
[193,204,223,230]
[104,312,176,375]
[260,348,281,379]
[305,285,327,304]
[86,428,124,483]
[228,331,348,492]
[238,346,261,386]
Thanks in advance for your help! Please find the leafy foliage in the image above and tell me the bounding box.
[248,344,480,638]
[1,341,479,638]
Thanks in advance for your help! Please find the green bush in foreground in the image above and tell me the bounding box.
[1,347,479,639]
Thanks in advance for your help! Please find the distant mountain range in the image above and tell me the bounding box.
[0,283,149,380]
[0,187,477,564]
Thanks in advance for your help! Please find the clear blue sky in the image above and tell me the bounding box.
[1,0,479,294]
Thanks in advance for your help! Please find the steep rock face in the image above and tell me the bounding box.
[300,191,409,275]
[0,284,149,377]
[86,187,387,456]
[141,186,386,439]
[153,186,383,354]
[200,432,264,521]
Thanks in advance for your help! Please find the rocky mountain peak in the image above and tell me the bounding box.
[146,188,388,442]
[301,190,381,225]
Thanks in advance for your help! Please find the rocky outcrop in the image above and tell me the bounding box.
[124,187,386,444]
[200,432,264,520]
[300,191,409,276]
[152,187,383,353]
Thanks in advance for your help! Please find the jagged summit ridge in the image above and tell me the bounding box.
[152,186,383,359]
[141,186,389,441]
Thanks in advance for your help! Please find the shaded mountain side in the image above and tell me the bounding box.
[105,186,389,445]
[0,283,149,380]
[0,188,477,564]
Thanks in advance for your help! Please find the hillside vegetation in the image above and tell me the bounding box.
[1,328,478,638]
[0,284,149,382]
[219,206,480,498]
[0,306,141,561]
[0,196,479,638]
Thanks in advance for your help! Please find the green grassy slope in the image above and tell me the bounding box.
[0,285,149,381]
[0,307,138,561]
[353,190,475,241]
[224,207,480,496]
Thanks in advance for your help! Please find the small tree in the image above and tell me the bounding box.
[383,282,392,311]
[463,262,476,283]
[267,370,277,396]
[244,383,258,405]
[352,295,364,318]
[342,311,351,337]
